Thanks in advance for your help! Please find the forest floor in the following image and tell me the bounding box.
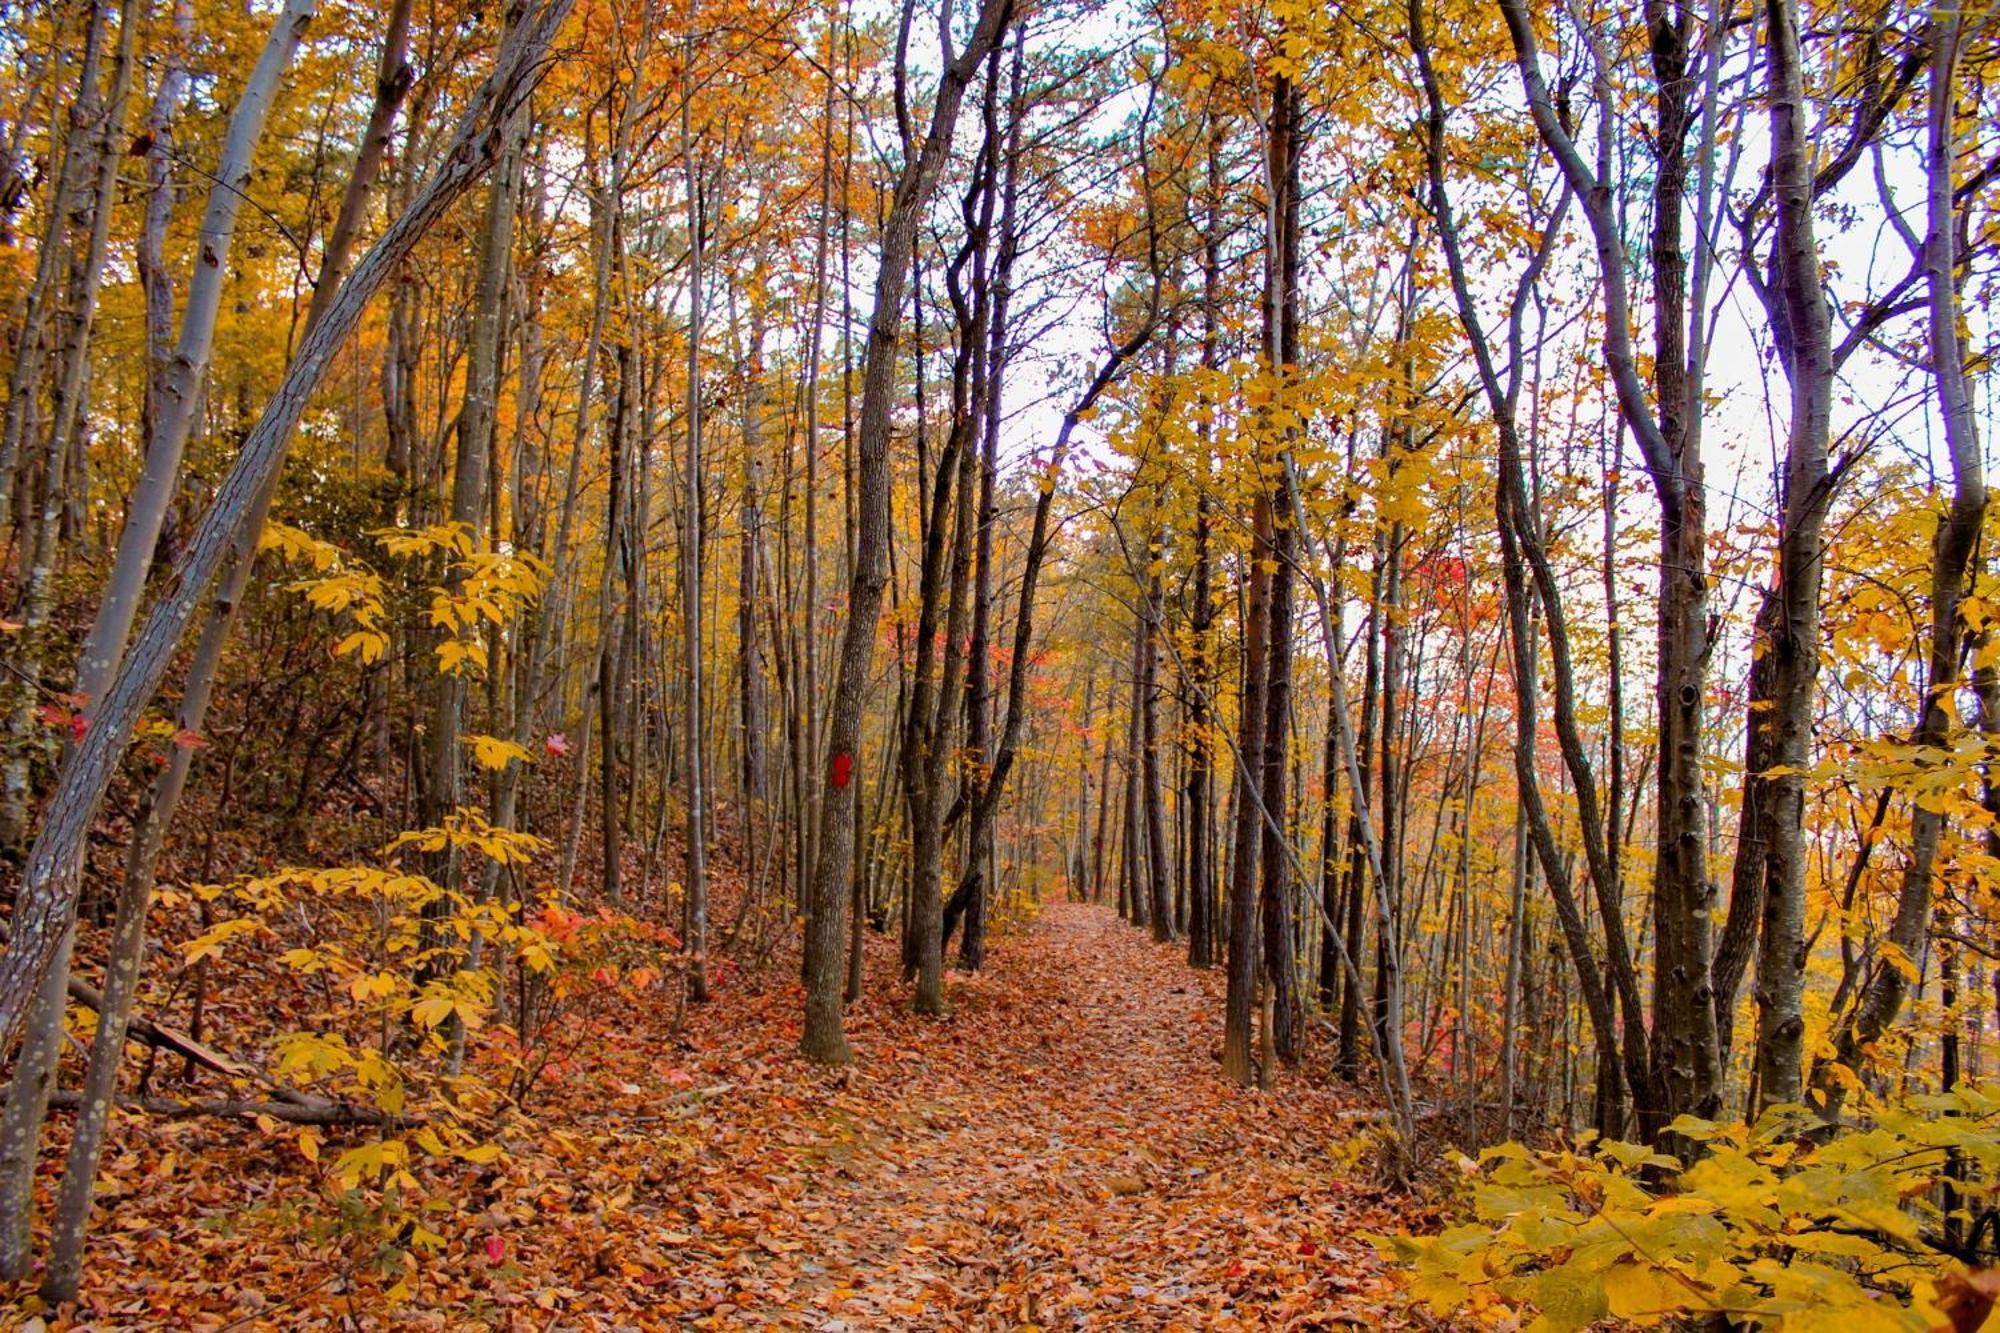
[18,901,1400,1330]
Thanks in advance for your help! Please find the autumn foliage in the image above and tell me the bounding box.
[0,0,1994,1324]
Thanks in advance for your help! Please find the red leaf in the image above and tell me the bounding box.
[1937,1268,2000,1333]
[171,728,205,750]
[484,1235,506,1265]
[544,732,571,757]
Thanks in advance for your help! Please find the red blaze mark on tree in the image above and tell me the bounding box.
[832,752,853,788]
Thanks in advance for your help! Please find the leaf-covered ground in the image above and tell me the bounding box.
[18,902,1393,1329]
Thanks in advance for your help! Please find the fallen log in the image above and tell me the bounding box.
[0,917,312,1105]
[73,974,271,1086]
[48,1089,396,1126]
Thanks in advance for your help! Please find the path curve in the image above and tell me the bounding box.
[646,902,1387,1329]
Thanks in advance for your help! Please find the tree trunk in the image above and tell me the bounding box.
[0,0,142,1279]
[1746,0,1835,1113]
[417,78,523,937]
[952,34,1021,972]
[800,0,1011,1062]
[1142,546,1173,941]
[1494,0,1721,1137]
[70,0,316,722]
[0,0,138,854]
[0,0,575,1063]
[1122,607,1148,930]
[737,287,769,924]
[1184,133,1219,964]
[1814,5,1983,1120]
[30,3,328,1300]
[1257,72,1302,1065]
[680,50,710,1000]
[1221,495,1271,1084]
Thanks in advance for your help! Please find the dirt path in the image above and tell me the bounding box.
[31,902,1391,1329]
[636,903,1388,1329]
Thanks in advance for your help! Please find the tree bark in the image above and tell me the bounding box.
[680,46,710,1000]
[800,0,1011,1062]
[0,0,575,1063]
[1814,4,1984,1120]
[1142,540,1174,941]
[1221,489,1271,1084]
[1257,71,1303,1064]
[0,0,138,854]
[1494,0,1721,1135]
[70,0,316,726]
[1746,0,1837,1112]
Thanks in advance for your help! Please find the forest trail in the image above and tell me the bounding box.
[24,903,1395,1330]
[637,902,1390,1329]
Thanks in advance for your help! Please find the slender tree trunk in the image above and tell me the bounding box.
[907,41,1002,999]
[417,110,522,949]
[1221,497,1271,1083]
[553,136,625,899]
[0,2,99,542]
[1815,4,1983,1119]
[1640,1,1723,1134]
[1493,0,1720,1137]
[1258,72,1303,1064]
[1414,0,1635,1132]
[0,0,142,1279]
[1715,588,1777,1065]
[70,0,316,723]
[1142,546,1173,940]
[1072,679,1094,901]
[798,11,838,915]
[680,50,710,1000]
[800,0,1011,1061]
[131,0,193,556]
[950,34,1021,971]
[1092,692,1115,902]
[1123,606,1148,930]
[1337,581,1379,1081]
[738,286,769,923]
[1746,0,1834,1112]
[1186,479,1215,965]
[30,4,329,1299]
[593,331,639,905]
[0,0,574,1063]
[0,0,138,853]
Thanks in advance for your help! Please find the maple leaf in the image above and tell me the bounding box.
[544,732,572,757]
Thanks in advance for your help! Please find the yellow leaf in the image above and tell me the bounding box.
[409,995,455,1029]
[350,971,401,1003]
[334,629,387,664]
[1602,1261,1682,1322]
[464,734,532,771]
